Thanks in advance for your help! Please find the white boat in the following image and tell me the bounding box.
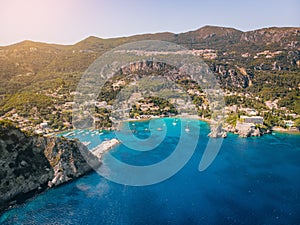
[172,118,178,126]
[185,122,190,132]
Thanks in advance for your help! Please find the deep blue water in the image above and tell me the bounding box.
[1,118,300,225]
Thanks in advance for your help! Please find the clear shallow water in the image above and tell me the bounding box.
[1,118,300,225]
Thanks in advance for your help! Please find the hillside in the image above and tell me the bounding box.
[0,25,299,132]
[0,25,299,94]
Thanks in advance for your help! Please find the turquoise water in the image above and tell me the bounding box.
[1,118,300,224]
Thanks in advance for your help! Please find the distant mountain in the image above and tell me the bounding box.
[175,25,243,49]
[241,27,300,45]
[0,25,299,95]
[71,25,300,51]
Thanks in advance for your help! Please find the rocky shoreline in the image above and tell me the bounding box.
[0,122,103,214]
[112,116,298,138]
[271,126,300,134]
[91,139,120,159]
[224,123,266,138]
[224,123,299,138]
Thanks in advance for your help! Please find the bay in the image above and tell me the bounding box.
[1,118,300,225]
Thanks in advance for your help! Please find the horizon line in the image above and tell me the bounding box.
[1,24,299,47]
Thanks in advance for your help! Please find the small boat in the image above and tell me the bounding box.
[157,127,162,131]
[185,122,190,132]
[172,118,178,126]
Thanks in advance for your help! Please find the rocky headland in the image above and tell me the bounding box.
[0,121,101,213]
[224,122,271,138]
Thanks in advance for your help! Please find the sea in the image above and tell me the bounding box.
[1,118,300,225]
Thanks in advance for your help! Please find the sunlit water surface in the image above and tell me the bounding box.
[1,118,300,224]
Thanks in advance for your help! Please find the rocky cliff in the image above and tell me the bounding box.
[0,121,101,212]
[224,122,271,138]
[120,60,253,89]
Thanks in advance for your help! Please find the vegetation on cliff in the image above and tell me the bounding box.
[0,121,100,212]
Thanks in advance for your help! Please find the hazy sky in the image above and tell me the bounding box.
[0,0,299,46]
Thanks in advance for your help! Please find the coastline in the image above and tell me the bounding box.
[272,127,300,135]
[50,117,299,139]
[124,115,213,124]
[2,118,300,216]
[0,136,117,215]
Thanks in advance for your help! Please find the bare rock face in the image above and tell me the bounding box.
[212,64,254,89]
[208,124,227,138]
[235,122,261,138]
[0,121,101,211]
[91,138,120,159]
[45,136,100,188]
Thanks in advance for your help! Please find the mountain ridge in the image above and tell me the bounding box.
[1,25,299,48]
[0,25,299,95]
